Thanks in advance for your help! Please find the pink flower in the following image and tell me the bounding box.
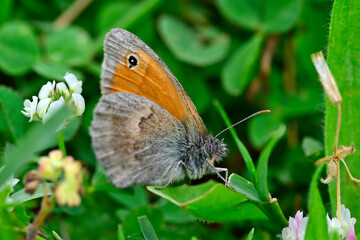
[327,205,357,239]
[282,210,308,240]
[346,224,356,240]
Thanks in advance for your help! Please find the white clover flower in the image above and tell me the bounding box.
[327,205,356,239]
[36,98,51,119]
[39,81,55,100]
[72,93,85,116]
[21,96,39,122]
[22,73,85,126]
[64,72,82,94]
[282,211,308,240]
[56,82,70,97]
[42,96,66,124]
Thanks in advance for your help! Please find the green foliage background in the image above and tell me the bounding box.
[0,0,358,239]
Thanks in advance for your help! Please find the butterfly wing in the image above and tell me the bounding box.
[101,28,206,133]
[90,92,187,187]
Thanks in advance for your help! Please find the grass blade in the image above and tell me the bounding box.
[256,125,286,201]
[138,215,158,240]
[213,99,257,183]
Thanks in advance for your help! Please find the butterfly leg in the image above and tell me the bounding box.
[155,160,187,190]
[209,164,235,190]
[215,167,228,184]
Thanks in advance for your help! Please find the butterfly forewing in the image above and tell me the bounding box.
[101,29,206,133]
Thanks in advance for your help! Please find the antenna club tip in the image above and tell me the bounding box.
[258,110,271,114]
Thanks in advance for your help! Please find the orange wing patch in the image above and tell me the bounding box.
[108,49,205,132]
[180,88,206,133]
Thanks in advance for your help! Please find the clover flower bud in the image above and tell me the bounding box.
[72,93,85,116]
[56,82,70,98]
[55,156,83,207]
[64,72,82,94]
[36,98,51,119]
[38,150,64,182]
[21,96,40,122]
[39,81,55,100]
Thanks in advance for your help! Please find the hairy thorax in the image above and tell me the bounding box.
[182,131,228,179]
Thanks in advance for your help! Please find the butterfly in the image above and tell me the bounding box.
[90,29,232,189]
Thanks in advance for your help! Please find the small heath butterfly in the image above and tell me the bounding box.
[90,29,246,189]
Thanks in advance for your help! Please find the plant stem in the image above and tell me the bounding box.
[334,103,341,220]
[337,160,341,220]
[53,0,93,27]
[58,131,67,157]
[334,103,341,155]
[26,184,56,240]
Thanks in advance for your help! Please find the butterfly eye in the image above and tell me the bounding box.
[128,55,138,69]
[205,143,213,154]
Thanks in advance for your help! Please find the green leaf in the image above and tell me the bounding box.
[93,0,165,53]
[122,206,164,238]
[138,216,158,240]
[106,186,149,209]
[229,174,260,202]
[256,125,286,201]
[0,0,13,26]
[305,165,328,240]
[0,184,24,239]
[301,137,324,158]
[280,89,323,118]
[147,181,267,222]
[217,0,301,33]
[245,228,255,240]
[213,99,257,183]
[18,0,53,18]
[221,35,263,96]
[248,113,283,149]
[117,224,125,240]
[0,86,26,142]
[13,206,31,223]
[0,106,72,184]
[33,61,83,81]
[181,75,211,114]
[257,199,288,229]
[158,15,230,66]
[44,27,93,66]
[324,0,360,233]
[0,21,39,76]
[295,1,330,81]
[10,183,52,205]
[158,199,195,223]
[42,118,82,150]
[95,1,132,34]
[245,125,288,229]
[113,0,164,30]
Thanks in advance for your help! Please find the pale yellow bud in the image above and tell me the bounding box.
[311,51,342,105]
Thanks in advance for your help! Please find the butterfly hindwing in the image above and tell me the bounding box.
[90,92,187,187]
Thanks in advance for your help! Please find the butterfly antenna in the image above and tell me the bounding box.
[215,110,271,138]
